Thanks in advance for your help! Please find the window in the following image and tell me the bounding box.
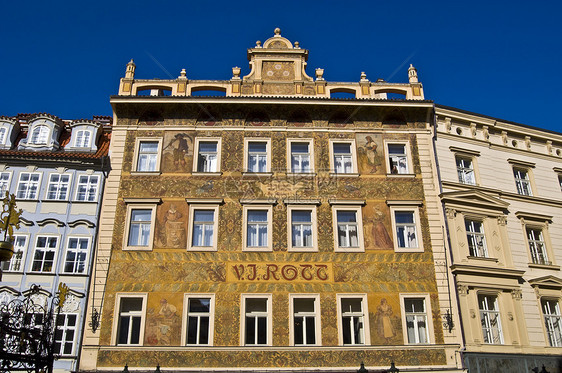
[466,220,488,257]
[123,203,157,251]
[332,205,364,252]
[135,141,160,172]
[288,139,314,173]
[392,210,421,251]
[188,205,219,251]
[527,228,549,265]
[514,168,532,196]
[30,125,49,144]
[31,236,58,272]
[558,175,562,192]
[184,295,214,345]
[54,314,77,356]
[194,138,221,173]
[288,206,317,251]
[242,295,271,346]
[542,299,562,347]
[387,143,409,174]
[115,296,146,345]
[478,294,503,344]
[75,174,99,202]
[1,235,28,272]
[245,139,271,173]
[63,237,89,274]
[403,298,429,344]
[46,173,71,200]
[74,130,91,148]
[16,172,41,199]
[338,295,369,345]
[243,206,272,251]
[290,295,320,346]
[0,172,11,195]
[0,127,6,144]
[456,156,476,185]
[330,140,358,174]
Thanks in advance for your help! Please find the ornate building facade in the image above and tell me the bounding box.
[0,113,111,371]
[434,105,562,372]
[79,30,463,372]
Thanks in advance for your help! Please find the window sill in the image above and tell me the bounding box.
[288,248,319,253]
[122,246,153,251]
[42,199,69,203]
[191,172,222,177]
[334,247,365,253]
[242,172,273,177]
[71,200,98,204]
[386,173,416,178]
[329,172,360,178]
[286,172,317,177]
[15,198,39,202]
[130,171,162,176]
[528,263,560,270]
[187,247,218,252]
[467,256,499,263]
[243,247,273,252]
[394,247,424,253]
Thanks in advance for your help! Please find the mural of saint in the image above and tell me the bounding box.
[375,298,396,343]
[356,133,383,174]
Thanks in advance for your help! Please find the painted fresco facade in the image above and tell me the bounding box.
[434,105,562,372]
[0,113,111,372]
[79,30,463,372]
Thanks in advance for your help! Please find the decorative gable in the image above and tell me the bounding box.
[18,114,64,151]
[0,117,20,150]
[66,120,102,153]
[529,275,562,290]
[441,190,509,215]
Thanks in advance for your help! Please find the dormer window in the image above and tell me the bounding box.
[74,130,92,148]
[0,128,6,145]
[30,125,50,145]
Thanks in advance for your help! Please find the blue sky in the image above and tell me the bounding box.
[1,1,561,132]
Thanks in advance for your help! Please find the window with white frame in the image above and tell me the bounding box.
[331,141,356,174]
[478,294,503,344]
[393,210,419,250]
[54,313,78,356]
[291,296,319,346]
[387,143,408,174]
[185,296,214,345]
[243,296,271,345]
[527,228,549,265]
[339,296,367,345]
[558,175,562,192]
[456,156,476,185]
[75,174,99,202]
[1,235,27,272]
[243,206,272,251]
[188,205,219,251]
[63,237,89,274]
[542,299,562,347]
[31,236,58,273]
[16,172,41,199]
[0,127,6,144]
[466,219,488,257]
[124,204,157,250]
[246,140,269,173]
[195,140,220,173]
[403,298,429,344]
[116,296,145,345]
[513,168,532,196]
[289,141,313,173]
[30,125,49,144]
[136,141,160,172]
[0,172,11,195]
[289,207,315,250]
[74,130,91,148]
[336,210,360,249]
[46,173,71,200]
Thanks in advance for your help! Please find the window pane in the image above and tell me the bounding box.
[337,211,357,223]
[189,298,210,313]
[334,143,351,153]
[249,142,267,152]
[246,298,267,312]
[248,210,267,222]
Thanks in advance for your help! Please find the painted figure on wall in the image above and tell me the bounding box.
[356,133,384,174]
[375,298,396,343]
[146,298,181,346]
[156,202,187,248]
[363,203,393,250]
[162,132,194,173]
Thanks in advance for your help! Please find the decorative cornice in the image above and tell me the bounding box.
[185,198,224,204]
[451,264,525,279]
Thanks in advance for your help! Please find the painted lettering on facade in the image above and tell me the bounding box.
[227,263,331,282]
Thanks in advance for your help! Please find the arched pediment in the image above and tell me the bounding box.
[68,219,95,228]
[263,28,293,49]
[37,218,65,227]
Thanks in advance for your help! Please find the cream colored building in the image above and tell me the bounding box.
[434,105,562,372]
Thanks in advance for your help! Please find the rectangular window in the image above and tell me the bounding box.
[337,211,359,248]
[31,236,58,272]
[404,298,429,344]
[542,299,562,347]
[514,168,532,196]
[388,144,409,174]
[243,206,272,251]
[247,141,268,173]
[559,175,562,192]
[116,296,145,345]
[339,297,366,345]
[291,296,319,346]
[290,141,312,173]
[197,141,219,172]
[127,209,153,247]
[456,157,476,185]
[136,141,159,172]
[54,313,77,356]
[16,172,41,199]
[0,172,11,195]
[31,125,49,144]
[188,204,219,251]
[1,235,28,272]
[243,296,271,345]
[466,220,488,257]
[330,141,357,174]
[46,173,71,200]
[395,211,418,249]
[63,237,89,274]
[185,296,214,345]
[75,175,99,202]
[527,228,549,265]
[0,127,6,145]
[74,130,91,148]
[291,210,313,248]
[478,294,503,344]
